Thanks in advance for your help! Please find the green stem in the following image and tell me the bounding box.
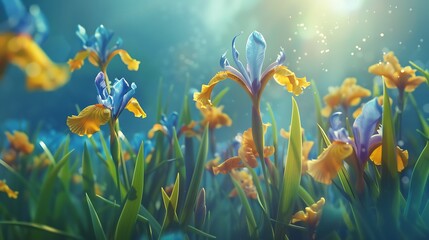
[396,89,404,142]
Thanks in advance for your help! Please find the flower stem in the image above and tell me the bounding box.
[396,89,404,142]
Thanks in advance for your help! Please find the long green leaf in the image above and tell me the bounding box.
[86,194,107,240]
[0,221,81,240]
[267,102,280,184]
[378,84,400,233]
[409,94,429,136]
[39,141,56,164]
[410,61,429,85]
[275,97,302,238]
[114,143,145,240]
[180,126,208,225]
[186,225,216,239]
[212,87,230,106]
[231,177,258,239]
[405,140,429,220]
[35,150,74,223]
[172,128,186,211]
[82,143,95,198]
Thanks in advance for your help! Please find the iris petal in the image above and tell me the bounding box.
[352,98,382,164]
[246,31,266,86]
[68,50,90,71]
[193,71,229,107]
[232,34,251,86]
[108,49,140,71]
[66,104,111,137]
[273,65,309,95]
[125,97,146,118]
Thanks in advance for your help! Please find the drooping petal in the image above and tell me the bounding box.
[196,102,232,129]
[108,49,140,71]
[369,145,408,172]
[352,98,382,164]
[273,65,309,96]
[0,180,19,199]
[212,156,242,175]
[68,50,90,71]
[404,76,426,92]
[307,141,353,184]
[148,123,168,138]
[125,97,146,118]
[246,31,266,85]
[66,104,111,137]
[291,197,325,229]
[193,71,229,107]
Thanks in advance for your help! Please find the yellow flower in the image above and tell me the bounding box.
[369,145,408,172]
[291,197,325,230]
[229,169,258,199]
[307,141,353,184]
[196,102,232,129]
[0,180,19,199]
[321,77,371,117]
[5,131,34,154]
[0,34,69,91]
[213,124,274,174]
[205,156,220,174]
[67,104,111,137]
[368,51,426,92]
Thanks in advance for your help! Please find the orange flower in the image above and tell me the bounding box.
[368,51,425,92]
[369,145,408,172]
[321,78,371,117]
[0,180,18,199]
[307,141,353,184]
[229,169,257,199]
[205,157,220,174]
[5,131,34,154]
[291,197,325,230]
[213,124,274,174]
[196,102,232,129]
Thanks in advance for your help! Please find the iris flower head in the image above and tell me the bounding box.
[67,72,146,137]
[368,51,426,92]
[148,112,179,140]
[68,25,140,72]
[194,31,309,108]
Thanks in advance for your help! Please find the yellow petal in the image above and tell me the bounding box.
[405,76,426,92]
[307,141,353,184]
[280,128,290,139]
[148,123,167,138]
[274,65,309,96]
[369,145,408,172]
[193,71,229,107]
[66,104,111,137]
[68,50,90,71]
[108,49,140,71]
[125,97,146,118]
[6,35,70,91]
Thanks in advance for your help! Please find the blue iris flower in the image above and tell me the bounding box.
[329,98,383,165]
[94,71,136,120]
[1,0,48,43]
[76,25,122,64]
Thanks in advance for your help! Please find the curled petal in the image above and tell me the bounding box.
[109,49,140,71]
[125,97,146,118]
[205,156,220,174]
[307,141,353,184]
[212,156,242,175]
[68,50,90,71]
[369,145,408,172]
[193,71,229,107]
[0,180,19,199]
[273,65,309,95]
[148,123,167,138]
[291,197,325,228]
[66,104,111,137]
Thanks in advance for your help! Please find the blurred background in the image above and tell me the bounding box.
[1,0,429,142]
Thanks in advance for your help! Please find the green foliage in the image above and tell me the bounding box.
[86,194,107,240]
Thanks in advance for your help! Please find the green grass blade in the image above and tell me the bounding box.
[0,221,81,239]
[405,140,429,220]
[39,141,56,164]
[266,102,280,180]
[298,186,315,206]
[86,194,107,240]
[95,195,149,223]
[378,84,400,233]
[34,150,74,223]
[275,97,302,238]
[409,94,429,136]
[114,143,145,240]
[410,61,429,85]
[186,225,216,239]
[212,87,230,106]
[82,143,95,198]
[231,177,258,239]
[180,126,208,225]
[172,128,186,211]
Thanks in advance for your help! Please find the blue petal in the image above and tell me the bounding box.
[111,78,136,119]
[28,5,48,43]
[328,112,350,143]
[352,98,383,163]
[94,72,107,99]
[95,25,114,61]
[220,51,230,68]
[276,47,286,65]
[2,0,26,20]
[231,34,251,86]
[246,31,266,84]
[76,25,88,44]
